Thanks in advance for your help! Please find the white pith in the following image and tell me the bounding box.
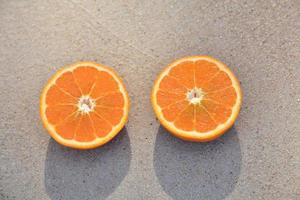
[186,87,204,105]
[77,95,95,114]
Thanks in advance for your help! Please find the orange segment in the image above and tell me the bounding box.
[194,105,218,132]
[74,115,96,142]
[195,60,219,87]
[94,106,124,125]
[55,71,82,97]
[205,86,237,107]
[90,71,119,98]
[46,85,77,106]
[159,75,188,94]
[95,92,124,108]
[45,105,77,125]
[40,62,129,149]
[161,100,189,122]
[169,61,195,89]
[174,105,195,131]
[152,55,242,142]
[201,100,232,124]
[55,113,81,140]
[89,112,112,137]
[157,90,186,108]
[73,66,99,95]
[201,71,233,92]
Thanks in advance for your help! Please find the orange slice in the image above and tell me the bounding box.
[152,56,242,142]
[40,62,129,149]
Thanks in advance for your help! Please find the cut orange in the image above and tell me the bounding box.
[152,56,242,142]
[40,62,129,149]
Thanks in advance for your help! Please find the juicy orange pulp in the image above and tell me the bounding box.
[152,56,242,142]
[40,62,129,149]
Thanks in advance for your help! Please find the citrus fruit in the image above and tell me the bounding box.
[40,62,129,149]
[151,56,242,142]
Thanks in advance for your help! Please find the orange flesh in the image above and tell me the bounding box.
[44,66,125,142]
[156,59,237,133]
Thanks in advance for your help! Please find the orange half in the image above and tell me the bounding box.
[40,62,129,149]
[152,56,242,142]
